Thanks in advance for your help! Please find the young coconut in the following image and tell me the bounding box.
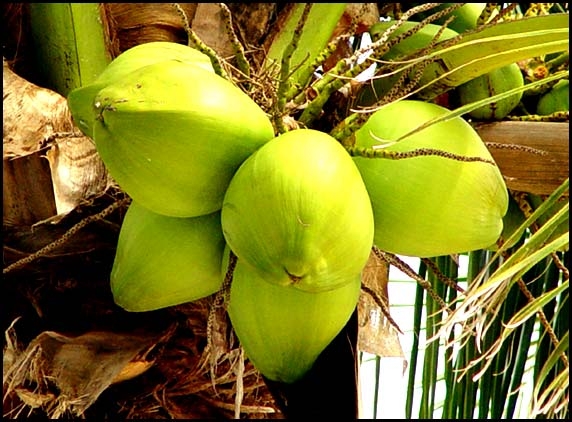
[111,202,226,312]
[414,3,487,33]
[221,129,374,293]
[226,250,361,384]
[351,100,508,257]
[536,79,569,115]
[357,21,459,107]
[91,59,275,217]
[456,63,524,120]
[68,41,214,138]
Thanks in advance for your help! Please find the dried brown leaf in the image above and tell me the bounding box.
[358,250,405,358]
[3,329,167,418]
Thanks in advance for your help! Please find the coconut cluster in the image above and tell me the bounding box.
[68,41,508,384]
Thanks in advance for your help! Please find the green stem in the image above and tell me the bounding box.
[491,280,523,418]
[373,355,381,419]
[533,257,562,394]
[316,6,465,136]
[478,3,500,25]
[296,38,406,126]
[507,111,569,122]
[285,35,348,102]
[346,145,497,165]
[29,3,111,96]
[172,3,229,80]
[442,259,460,419]
[420,256,446,417]
[462,339,478,419]
[472,250,496,419]
[331,112,372,145]
[297,4,448,127]
[297,56,352,126]
[217,3,250,79]
[274,3,313,133]
[546,51,569,72]
[507,259,552,417]
[405,262,427,418]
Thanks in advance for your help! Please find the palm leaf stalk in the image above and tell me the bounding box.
[405,262,427,419]
[429,180,570,419]
[28,3,111,96]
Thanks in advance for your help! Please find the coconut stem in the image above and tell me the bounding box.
[331,113,370,146]
[285,35,347,103]
[485,142,548,156]
[420,258,466,294]
[217,3,251,80]
[274,3,313,134]
[298,3,459,128]
[380,14,457,103]
[361,284,404,335]
[506,111,569,122]
[203,249,238,386]
[172,3,230,80]
[373,246,452,314]
[330,11,465,142]
[546,51,569,72]
[212,250,237,315]
[205,250,237,356]
[346,145,497,165]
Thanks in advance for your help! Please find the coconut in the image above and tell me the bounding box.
[415,3,487,33]
[357,21,459,107]
[111,201,225,311]
[536,79,569,115]
[68,41,214,138]
[90,59,275,217]
[221,129,374,292]
[456,63,524,120]
[227,254,361,384]
[352,100,508,257]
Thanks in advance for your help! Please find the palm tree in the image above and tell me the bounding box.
[2,3,569,419]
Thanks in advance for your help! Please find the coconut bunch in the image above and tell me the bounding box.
[67,41,509,384]
[359,5,525,120]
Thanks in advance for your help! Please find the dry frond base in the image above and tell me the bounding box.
[2,301,282,420]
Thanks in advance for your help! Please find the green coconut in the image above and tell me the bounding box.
[91,59,275,217]
[111,202,226,312]
[456,63,524,120]
[68,41,214,138]
[227,254,361,384]
[357,21,459,107]
[96,41,214,84]
[536,79,569,115]
[352,100,508,257]
[436,3,487,32]
[413,3,487,33]
[221,129,374,292]
[368,21,460,61]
